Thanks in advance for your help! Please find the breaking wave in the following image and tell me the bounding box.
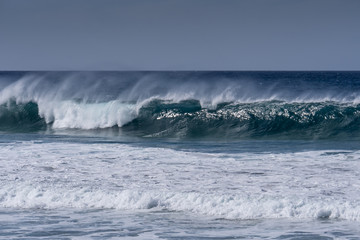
[1,71,360,139]
[2,99,360,139]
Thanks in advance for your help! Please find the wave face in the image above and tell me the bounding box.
[126,100,360,139]
[1,71,360,139]
[0,100,46,131]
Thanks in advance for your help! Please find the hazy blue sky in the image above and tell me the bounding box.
[0,0,359,70]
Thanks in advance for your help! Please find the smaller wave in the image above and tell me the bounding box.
[1,184,360,221]
[0,100,46,131]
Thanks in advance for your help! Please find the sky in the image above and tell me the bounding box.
[0,0,359,71]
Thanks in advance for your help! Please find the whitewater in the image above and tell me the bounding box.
[1,71,360,239]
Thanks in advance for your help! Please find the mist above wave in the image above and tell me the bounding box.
[1,71,360,106]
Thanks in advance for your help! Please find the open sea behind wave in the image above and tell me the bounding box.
[1,71,360,239]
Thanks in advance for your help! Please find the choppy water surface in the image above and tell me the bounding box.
[0,134,360,239]
[1,208,360,239]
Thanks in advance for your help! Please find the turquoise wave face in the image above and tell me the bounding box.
[124,100,360,139]
[0,101,46,132]
[2,99,360,139]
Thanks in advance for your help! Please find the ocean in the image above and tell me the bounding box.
[1,71,360,239]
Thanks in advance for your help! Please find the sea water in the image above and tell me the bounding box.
[1,71,360,239]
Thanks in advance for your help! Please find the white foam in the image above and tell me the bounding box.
[1,184,360,221]
[1,141,360,221]
[38,100,137,129]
